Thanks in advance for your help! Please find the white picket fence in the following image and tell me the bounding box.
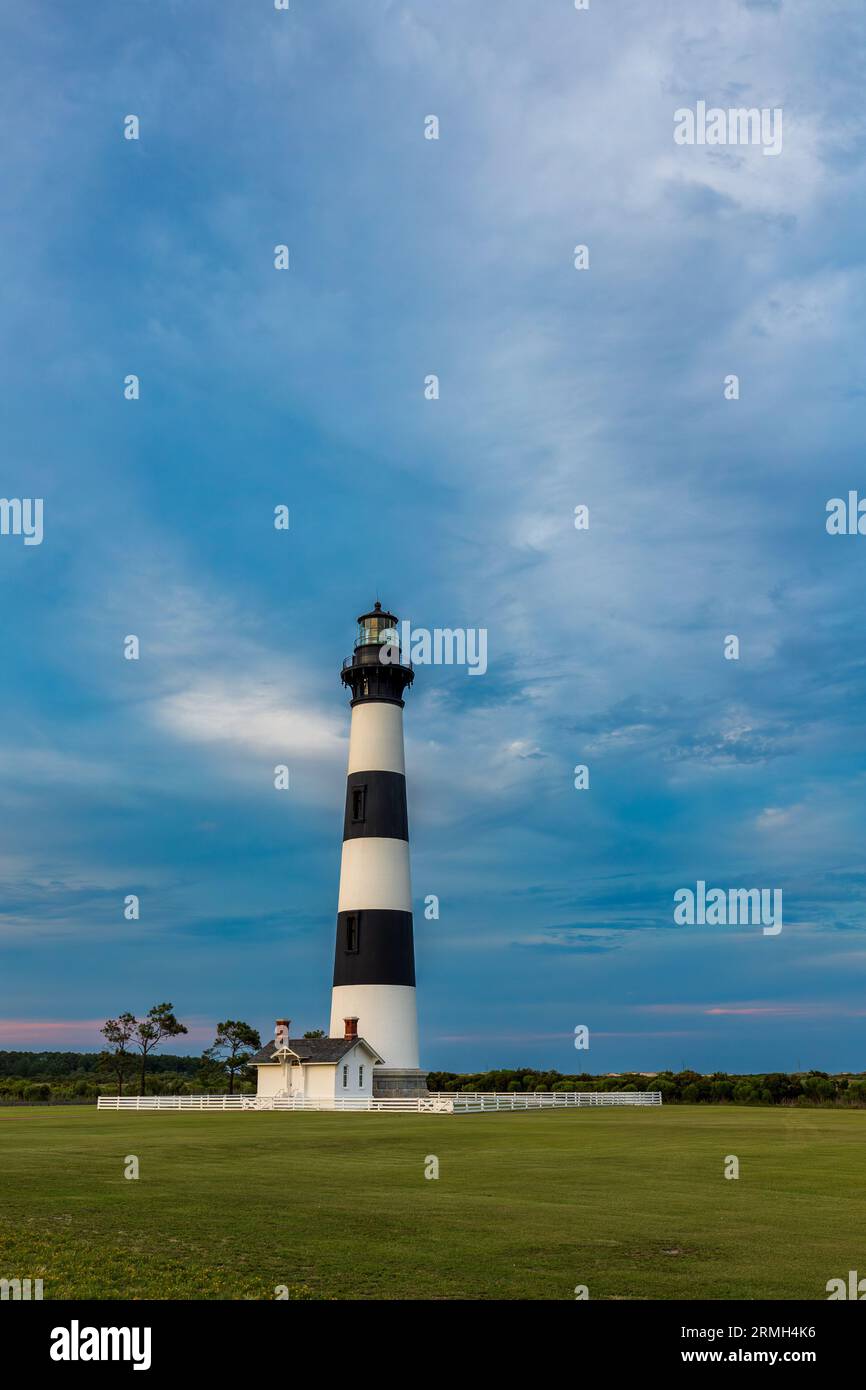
[98,1094,453,1113]
[450,1091,661,1112]
[97,1091,661,1115]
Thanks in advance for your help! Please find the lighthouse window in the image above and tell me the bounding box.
[359,1065,364,1087]
[345,915,359,953]
[351,785,367,822]
[342,1065,348,1088]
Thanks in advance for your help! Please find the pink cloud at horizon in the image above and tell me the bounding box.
[636,1002,866,1019]
[0,1018,216,1048]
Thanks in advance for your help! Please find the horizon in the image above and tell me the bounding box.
[3,1042,858,1082]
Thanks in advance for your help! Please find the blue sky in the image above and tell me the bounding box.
[1,0,865,1074]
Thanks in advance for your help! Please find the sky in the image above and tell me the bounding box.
[1,0,865,1075]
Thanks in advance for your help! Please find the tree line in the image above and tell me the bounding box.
[3,1044,866,1106]
[427,1068,866,1105]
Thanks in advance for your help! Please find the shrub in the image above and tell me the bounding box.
[23,1083,51,1103]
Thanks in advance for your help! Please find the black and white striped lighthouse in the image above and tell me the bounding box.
[329,602,427,1097]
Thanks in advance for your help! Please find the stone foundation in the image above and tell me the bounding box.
[373,1067,430,1098]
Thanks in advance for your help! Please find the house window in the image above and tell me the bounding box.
[351,784,367,822]
[359,1065,364,1087]
[342,1065,348,1088]
[345,915,359,953]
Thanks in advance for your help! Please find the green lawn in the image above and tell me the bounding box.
[1,1104,863,1300]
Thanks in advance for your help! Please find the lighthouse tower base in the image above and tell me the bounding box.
[373,1067,430,1099]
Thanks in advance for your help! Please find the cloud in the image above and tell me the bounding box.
[0,1017,217,1048]
[0,1018,108,1044]
[156,678,345,769]
[638,1001,866,1019]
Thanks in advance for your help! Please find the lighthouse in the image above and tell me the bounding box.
[328,602,427,1097]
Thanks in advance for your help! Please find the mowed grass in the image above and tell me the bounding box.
[1,1105,863,1300]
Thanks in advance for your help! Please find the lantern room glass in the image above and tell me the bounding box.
[357,614,397,648]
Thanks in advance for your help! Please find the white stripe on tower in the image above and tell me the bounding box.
[346,701,405,776]
[337,839,412,912]
[329,602,420,1074]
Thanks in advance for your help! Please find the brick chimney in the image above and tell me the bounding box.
[343,1016,358,1041]
[275,1019,291,1048]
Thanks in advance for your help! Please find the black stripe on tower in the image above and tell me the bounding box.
[333,910,416,986]
[343,662,411,707]
[343,770,408,841]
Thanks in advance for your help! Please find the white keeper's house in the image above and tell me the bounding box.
[250,1017,384,1100]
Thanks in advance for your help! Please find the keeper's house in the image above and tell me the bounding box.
[250,1018,384,1101]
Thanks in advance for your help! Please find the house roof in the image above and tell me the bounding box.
[249,1037,384,1067]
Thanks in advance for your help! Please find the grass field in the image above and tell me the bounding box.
[1,1104,863,1300]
